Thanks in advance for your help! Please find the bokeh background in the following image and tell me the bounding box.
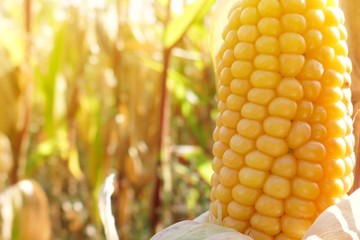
[0,0,217,239]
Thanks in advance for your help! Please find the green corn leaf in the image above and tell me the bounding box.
[164,0,214,49]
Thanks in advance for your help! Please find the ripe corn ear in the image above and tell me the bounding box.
[210,0,355,239]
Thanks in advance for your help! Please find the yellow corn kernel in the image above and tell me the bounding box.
[228,201,255,220]
[250,70,281,88]
[213,127,220,142]
[275,233,298,240]
[219,166,240,188]
[306,0,326,9]
[250,213,281,236]
[310,105,327,123]
[210,200,228,219]
[284,197,316,218]
[210,186,217,202]
[255,194,284,217]
[279,33,306,54]
[222,216,249,233]
[237,118,263,139]
[315,195,342,213]
[245,227,273,240]
[241,102,267,120]
[301,80,321,101]
[305,9,325,29]
[292,177,320,200]
[218,85,231,102]
[325,119,347,138]
[329,56,347,73]
[221,109,241,128]
[346,154,356,174]
[276,78,303,101]
[219,67,233,85]
[338,24,348,40]
[286,121,311,149]
[279,0,306,14]
[256,135,289,157]
[239,167,269,189]
[297,59,324,80]
[310,46,335,68]
[254,54,280,71]
[322,26,340,46]
[271,154,297,179]
[263,175,291,199]
[247,88,276,105]
[344,135,355,156]
[334,40,348,56]
[319,178,344,197]
[279,54,305,77]
[232,184,262,206]
[257,17,281,36]
[281,215,313,239]
[222,49,236,67]
[237,25,260,42]
[344,115,354,135]
[323,158,345,178]
[224,30,238,48]
[297,160,323,181]
[258,0,281,18]
[230,134,255,155]
[318,87,343,103]
[255,36,281,55]
[342,172,354,193]
[323,137,346,158]
[281,14,306,33]
[227,7,242,30]
[216,184,233,203]
[230,79,251,96]
[263,117,291,138]
[222,149,245,170]
[268,97,297,120]
[241,7,260,24]
[295,100,314,121]
[304,29,323,52]
[212,141,228,158]
[218,101,227,113]
[231,60,254,79]
[212,157,223,173]
[245,150,274,171]
[219,126,236,144]
[323,101,347,119]
[211,173,219,188]
[226,93,246,111]
[294,141,326,162]
[234,42,257,60]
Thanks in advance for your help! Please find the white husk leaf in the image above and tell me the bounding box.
[98,173,119,240]
[150,211,252,240]
[303,188,360,239]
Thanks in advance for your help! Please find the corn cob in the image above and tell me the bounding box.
[210,0,355,239]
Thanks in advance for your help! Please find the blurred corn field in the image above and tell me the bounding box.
[0,0,217,239]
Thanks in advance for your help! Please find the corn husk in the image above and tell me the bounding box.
[209,0,236,65]
[150,188,360,240]
[303,188,360,239]
[0,179,52,240]
[150,213,252,240]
